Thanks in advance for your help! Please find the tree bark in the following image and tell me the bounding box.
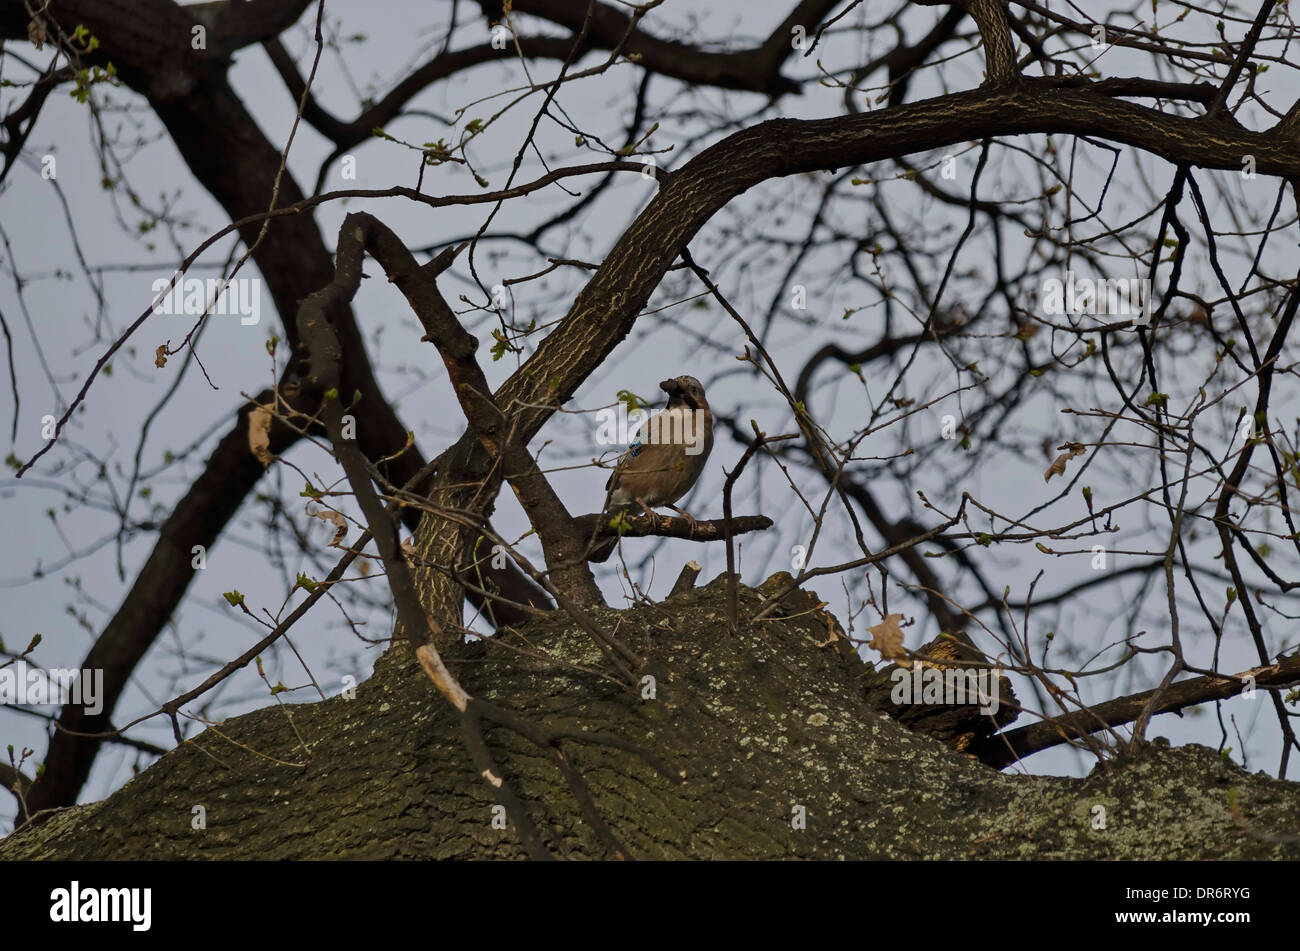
[4,573,1296,859]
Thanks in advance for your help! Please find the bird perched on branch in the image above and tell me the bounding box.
[589,375,714,562]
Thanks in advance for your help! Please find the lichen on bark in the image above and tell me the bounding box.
[3,573,1296,860]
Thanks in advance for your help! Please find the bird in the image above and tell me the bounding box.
[588,375,714,562]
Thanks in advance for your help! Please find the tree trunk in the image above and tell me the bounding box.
[3,573,1296,860]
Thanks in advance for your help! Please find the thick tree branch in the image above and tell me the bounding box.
[573,511,773,546]
[498,0,844,95]
[191,0,316,57]
[974,652,1300,769]
[329,212,604,605]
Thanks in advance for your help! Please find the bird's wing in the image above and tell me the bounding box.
[606,430,646,492]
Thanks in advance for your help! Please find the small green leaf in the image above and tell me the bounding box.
[489,328,509,361]
[616,390,646,411]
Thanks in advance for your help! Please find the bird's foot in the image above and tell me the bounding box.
[670,506,700,537]
[634,498,671,531]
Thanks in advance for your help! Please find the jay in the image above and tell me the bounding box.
[589,375,714,562]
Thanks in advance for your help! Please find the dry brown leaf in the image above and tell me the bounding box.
[155,345,168,369]
[248,404,274,467]
[308,506,348,548]
[1044,442,1086,482]
[867,613,908,661]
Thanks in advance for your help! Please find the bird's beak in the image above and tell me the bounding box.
[659,378,681,394]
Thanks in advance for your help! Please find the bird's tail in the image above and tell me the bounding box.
[588,534,619,563]
[586,502,631,563]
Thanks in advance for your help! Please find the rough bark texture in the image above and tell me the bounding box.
[3,574,1296,860]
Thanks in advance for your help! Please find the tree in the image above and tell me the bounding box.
[2,0,1299,858]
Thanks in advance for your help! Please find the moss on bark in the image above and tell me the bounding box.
[3,573,1296,859]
